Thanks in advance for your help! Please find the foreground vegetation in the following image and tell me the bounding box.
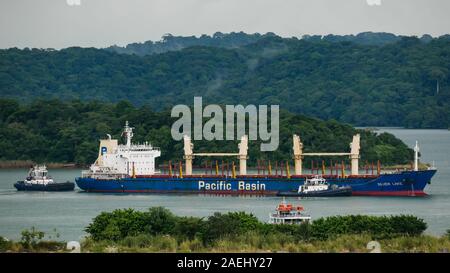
[81,233,450,253]
[3,231,450,253]
[2,208,450,253]
[0,99,413,165]
[85,208,428,243]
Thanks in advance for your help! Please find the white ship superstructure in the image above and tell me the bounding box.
[84,121,160,178]
[269,198,311,225]
[26,165,54,185]
[298,175,329,193]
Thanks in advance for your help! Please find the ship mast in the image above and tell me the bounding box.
[414,141,419,171]
[124,121,134,147]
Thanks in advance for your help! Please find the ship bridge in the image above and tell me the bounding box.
[90,121,161,177]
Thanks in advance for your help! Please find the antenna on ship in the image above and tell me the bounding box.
[414,141,420,171]
[123,121,134,147]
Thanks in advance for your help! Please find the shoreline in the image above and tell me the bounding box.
[0,161,83,169]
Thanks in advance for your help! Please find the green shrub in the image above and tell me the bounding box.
[119,234,154,248]
[34,241,65,251]
[310,215,427,240]
[295,222,313,241]
[201,212,241,244]
[173,216,205,240]
[388,215,427,236]
[85,207,178,241]
[144,207,177,235]
[178,238,204,252]
[20,227,45,249]
[227,211,261,233]
[85,209,148,241]
[0,236,12,252]
[255,223,312,243]
[200,211,262,244]
[149,235,177,252]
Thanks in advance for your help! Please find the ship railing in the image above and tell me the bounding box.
[81,170,128,179]
[81,170,91,178]
[118,145,160,152]
[270,213,305,218]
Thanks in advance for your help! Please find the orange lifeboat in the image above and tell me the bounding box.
[277,202,296,212]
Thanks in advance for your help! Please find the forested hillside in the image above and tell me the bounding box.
[1,34,449,128]
[106,32,439,56]
[0,99,413,166]
[106,32,278,56]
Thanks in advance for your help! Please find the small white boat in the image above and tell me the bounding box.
[269,198,311,225]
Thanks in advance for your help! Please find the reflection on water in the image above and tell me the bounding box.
[0,128,449,240]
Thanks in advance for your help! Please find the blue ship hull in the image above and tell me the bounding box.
[75,170,436,197]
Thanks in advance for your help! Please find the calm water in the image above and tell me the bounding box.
[0,128,449,241]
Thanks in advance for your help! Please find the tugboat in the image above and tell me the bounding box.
[14,165,75,191]
[277,175,352,197]
[269,198,311,224]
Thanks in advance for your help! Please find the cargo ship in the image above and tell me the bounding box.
[75,122,436,196]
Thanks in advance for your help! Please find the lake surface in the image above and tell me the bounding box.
[0,128,449,241]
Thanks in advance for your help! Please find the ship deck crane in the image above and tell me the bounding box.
[183,135,248,175]
[293,134,360,176]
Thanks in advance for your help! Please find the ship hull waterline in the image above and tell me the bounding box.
[75,170,436,197]
[277,186,353,197]
[14,181,75,192]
